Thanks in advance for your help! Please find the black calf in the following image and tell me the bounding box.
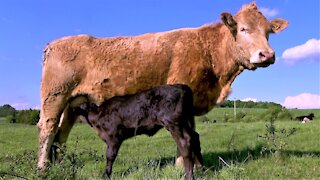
[73,84,203,179]
[295,113,314,121]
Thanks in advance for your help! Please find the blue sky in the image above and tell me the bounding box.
[0,0,319,109]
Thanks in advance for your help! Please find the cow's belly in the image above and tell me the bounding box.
[71,74,166,105]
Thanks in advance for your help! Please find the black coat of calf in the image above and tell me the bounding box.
[73,84,203,179]
[295,113,314,121]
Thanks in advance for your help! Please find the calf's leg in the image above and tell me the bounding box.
[169,126,194,180]
[175,131,203,170]
[104,140,122,178]
[190,130,203,168]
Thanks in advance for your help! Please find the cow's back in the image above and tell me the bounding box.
[41,31,194,105]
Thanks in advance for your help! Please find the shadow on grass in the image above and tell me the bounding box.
[117,145,320,178]
[202,145,320,172]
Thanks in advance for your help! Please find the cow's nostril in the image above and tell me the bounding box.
[259,52,266,58]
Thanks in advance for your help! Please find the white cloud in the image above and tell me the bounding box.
[12,103,30,110]
[260,7,279,18]
[12,103,40,110]
[241,97,257,102]
[34,105,41,110]
[282,39,320,64]
[283,93,320,109]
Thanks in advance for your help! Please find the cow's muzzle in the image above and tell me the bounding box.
[250,50,275,67]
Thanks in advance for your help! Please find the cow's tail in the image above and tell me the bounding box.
[42,44,51,65]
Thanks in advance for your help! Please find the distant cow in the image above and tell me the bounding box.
[296,113,314,122]
[37,2,288,170]
[301,117,310,124]
[72,84,203,179]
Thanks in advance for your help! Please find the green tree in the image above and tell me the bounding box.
[15,109,40,125]
[0,104,16,117]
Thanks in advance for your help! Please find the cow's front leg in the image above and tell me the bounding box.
[51,105,77,162]
[37,95,67,171]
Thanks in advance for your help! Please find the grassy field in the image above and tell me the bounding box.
[0,117,6,124]
[0,108,319,179]
[202,107,320,123]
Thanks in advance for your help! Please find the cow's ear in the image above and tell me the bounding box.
[270,18,288,33]
[221,12,237,37]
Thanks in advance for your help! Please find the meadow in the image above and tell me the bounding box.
[0,108,319,179]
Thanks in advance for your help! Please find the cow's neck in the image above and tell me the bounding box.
[201,24,244,104]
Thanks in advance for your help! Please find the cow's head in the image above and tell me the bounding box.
[221,2,288,70]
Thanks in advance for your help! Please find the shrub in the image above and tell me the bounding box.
[5,115,16,123]
[241,115,255,122]
[15,110,40,125]
[236,111,246,121]
[223,112,230,122]
[277,109,293,120]
[258,120,296,158]
[0,104,16,117]
[259,107,293,122]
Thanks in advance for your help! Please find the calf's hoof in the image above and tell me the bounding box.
[175,156,184,167]
[102,172,111,179]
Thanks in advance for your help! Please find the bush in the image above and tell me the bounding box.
[259,107,293,122]
[5,114,16,123]
[277,109,293,120]
[15,110,40,125]
[259,120,297,158]
[236,111,246,121]
[241,115,256,122]
[0,104,16,117]
[223,112,230,122]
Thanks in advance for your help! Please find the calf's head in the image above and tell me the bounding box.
[221,2,288,69]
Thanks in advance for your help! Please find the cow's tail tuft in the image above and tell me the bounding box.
[42,44,51,65]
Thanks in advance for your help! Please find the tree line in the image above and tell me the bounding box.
[219,100,282,109]
[0,100,283,125]
[0,104,39,125]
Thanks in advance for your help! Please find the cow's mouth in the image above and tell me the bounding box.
[254,57,275,68]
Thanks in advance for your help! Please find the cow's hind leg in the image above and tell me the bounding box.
[51,105,77,162]
[168,126,194,180]
[37,95,67,171]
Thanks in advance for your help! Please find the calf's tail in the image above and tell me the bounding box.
[181,84,196,130]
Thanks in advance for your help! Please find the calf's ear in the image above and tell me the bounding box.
[270,18,288,33]
[221,12,237,37]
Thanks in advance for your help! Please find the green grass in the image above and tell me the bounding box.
[0,109,319,179]
[199,107,320,123]
[0,117,7,124]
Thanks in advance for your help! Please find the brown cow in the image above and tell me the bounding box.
[37,2,288,170]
